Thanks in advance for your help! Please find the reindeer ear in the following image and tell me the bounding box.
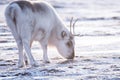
[61,31,67,38]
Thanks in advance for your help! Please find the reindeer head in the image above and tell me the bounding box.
[56,18,78,59]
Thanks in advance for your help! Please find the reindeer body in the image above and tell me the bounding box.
[5,1,75,67]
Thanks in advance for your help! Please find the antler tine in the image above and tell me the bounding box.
[72,18,79,35]
[70,17,73,33]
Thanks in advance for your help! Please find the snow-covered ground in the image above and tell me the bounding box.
[0,0,120,80]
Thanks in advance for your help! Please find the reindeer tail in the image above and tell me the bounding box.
[5,3,20,38]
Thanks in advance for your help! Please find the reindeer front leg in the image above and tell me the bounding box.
[40,41,50,63]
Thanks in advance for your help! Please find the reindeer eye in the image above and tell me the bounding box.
[66,41,72,47]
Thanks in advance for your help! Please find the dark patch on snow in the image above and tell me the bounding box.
[59,59,75,64]
[40,69,65,73]
[82,59,93,62]
[68,66,73,68]
[0,59,4,61]
[86,75,97,79]
[0,63,15,66]
[0,75,7,77]
[111,65,120,68]
[112,56,120,59]
[14,72,32,76]
[82,67,98,71]
[3,47,17,50]
[113,68,120,71]
[0,40,8,43]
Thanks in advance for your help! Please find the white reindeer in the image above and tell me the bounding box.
[5,1,75,67]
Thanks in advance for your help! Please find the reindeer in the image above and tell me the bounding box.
[5,1,77,67]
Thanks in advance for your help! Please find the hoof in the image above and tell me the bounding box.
[43,61,50,63]
[18,62,24,68]
[18,64,24,68]
[31,63,39,67]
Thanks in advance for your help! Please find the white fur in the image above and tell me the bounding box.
[5,1,75,67]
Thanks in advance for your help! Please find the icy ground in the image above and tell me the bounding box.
[0,0,120,80]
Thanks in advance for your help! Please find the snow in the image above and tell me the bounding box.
[0,0,120,80]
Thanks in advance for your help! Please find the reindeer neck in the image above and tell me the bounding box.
[48,17,66,46]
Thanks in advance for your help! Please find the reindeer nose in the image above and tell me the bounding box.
[67,50,75,59]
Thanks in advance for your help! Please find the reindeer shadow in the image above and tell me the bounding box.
[58,59,76,64]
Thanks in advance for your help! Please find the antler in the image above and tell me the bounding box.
[70,17,73,33]
[73,18,78,35]
[69,17,79,36]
